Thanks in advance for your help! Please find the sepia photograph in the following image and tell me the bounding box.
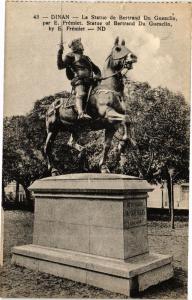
[1,1,191,298]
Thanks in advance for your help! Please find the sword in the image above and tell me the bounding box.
[59,1,64,48]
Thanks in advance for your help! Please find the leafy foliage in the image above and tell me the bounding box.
[3,116,47,196]
[120,80,190,182]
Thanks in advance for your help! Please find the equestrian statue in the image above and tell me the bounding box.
[44,37,138,175]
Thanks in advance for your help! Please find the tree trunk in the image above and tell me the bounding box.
[167,176,172,216]
[170,180,175,229]
[2,183,6,208]
[15,181,19,205]
[23,185,33,210]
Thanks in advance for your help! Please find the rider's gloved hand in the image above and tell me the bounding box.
[94,75,101,82]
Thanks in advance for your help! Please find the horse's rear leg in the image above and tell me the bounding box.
[44,130,59,176]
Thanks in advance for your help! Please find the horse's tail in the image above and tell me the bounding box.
[45,101,61,133]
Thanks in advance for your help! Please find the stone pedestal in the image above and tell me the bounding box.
[12,173,173,297]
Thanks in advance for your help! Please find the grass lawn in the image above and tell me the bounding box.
[0,210,188,298]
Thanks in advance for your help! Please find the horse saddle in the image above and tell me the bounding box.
[46,94,88,118]
[47,98,67,117]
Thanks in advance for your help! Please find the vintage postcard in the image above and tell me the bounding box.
[1,0,191,299]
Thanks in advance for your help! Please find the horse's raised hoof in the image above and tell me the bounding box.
[51,168,60,176]
[100,165,110,174]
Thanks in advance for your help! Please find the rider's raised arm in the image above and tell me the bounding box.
[57,47,73,70]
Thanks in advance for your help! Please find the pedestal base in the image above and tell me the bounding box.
[12,244,173,297]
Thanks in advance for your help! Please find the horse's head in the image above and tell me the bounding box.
[107,37,137,71]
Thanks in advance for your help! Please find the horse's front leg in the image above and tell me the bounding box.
[117,123,143,178]
[116,121,131,159]
[99,128,116,173]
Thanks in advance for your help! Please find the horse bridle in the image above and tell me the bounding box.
[100,55,128,81]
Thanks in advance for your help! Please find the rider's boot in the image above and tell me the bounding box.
[76,96,91,119]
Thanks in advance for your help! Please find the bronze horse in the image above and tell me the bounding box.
[44,37,137,175]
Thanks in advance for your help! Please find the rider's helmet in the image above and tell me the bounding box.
[69,38,84,53]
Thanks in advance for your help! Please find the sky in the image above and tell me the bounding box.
[4,2,191,116]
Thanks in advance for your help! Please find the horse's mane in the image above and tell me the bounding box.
[104,53,123,71]
[104,54,113,69]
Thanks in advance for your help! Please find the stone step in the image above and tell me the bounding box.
[12,244,173,296]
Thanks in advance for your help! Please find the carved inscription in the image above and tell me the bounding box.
[124,199,147,229]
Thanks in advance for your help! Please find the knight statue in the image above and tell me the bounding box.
[45,37,138,176]
[57,38,101,119]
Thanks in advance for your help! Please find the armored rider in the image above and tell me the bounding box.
[57,38,101,119]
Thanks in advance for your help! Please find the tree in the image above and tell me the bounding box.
[120,80,190,183]
[3,115,47,204]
